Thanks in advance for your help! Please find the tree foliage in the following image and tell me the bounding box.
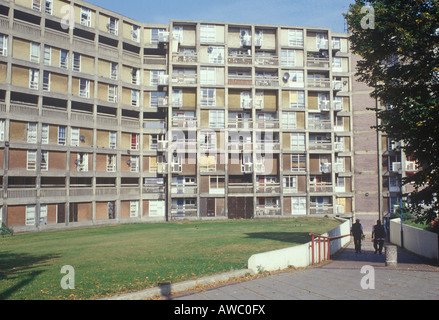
[345,0,439,226]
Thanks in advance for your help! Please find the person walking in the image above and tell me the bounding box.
[351,219,364,253]
[372,220,386,255]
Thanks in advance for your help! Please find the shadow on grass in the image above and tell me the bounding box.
[244,232,311,244]
[0,251,61,300]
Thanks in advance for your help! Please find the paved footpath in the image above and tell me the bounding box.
[171,239,439,300]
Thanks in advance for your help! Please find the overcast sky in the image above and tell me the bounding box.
[86,0,354,33]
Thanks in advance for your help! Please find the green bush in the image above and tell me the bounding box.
[0,223,14,237]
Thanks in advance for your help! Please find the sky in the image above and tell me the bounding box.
[86,0,354,33]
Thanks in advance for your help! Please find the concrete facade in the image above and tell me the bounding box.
[0,0,406,233]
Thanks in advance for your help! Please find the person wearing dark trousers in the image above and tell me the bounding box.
[372,220,386,255]
[351,219,364,253]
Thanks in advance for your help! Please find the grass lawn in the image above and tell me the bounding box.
[0,217,340,300]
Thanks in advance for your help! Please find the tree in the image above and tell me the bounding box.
[345,0,439,227]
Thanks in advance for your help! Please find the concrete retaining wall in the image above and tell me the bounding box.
[248,218,351,273]
[390,218,439,261]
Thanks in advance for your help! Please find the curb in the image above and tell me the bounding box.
[102,269,255,300]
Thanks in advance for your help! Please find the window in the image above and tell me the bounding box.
[208,46,224,64]
[109,131,117,149]
[173,26,183,43]
[60,50,68,69]
[281,49,296,67]
[201,88,216,107]
[0,34,7,56]
[200,131,216,150]
[58,126,66,145]
[200,24,216,43]
[200,67,216,85]
[108,85,117,103]
[283,176,297,193]
[131,90,140,107]
[291,197,306,215]
[79,79,90,98]
[291,154,306,172]
[41,151,48,171]
[316,33,329,50]
[172,89,183,108]
[0,119,5,141]
[107,155,116,172]
[27,123,37,144]
[209,110,224,128]
[32,0,41,11]
[132,25,140,42]
[43,71,50,91]
[131,134,139,150]
[282,112,297,129]
[73,53,81,72]
[41,124,49,144]
[80,8,92,27]
[45,0,53,14]
[131,68,139,85]
[110,63,118,80]
[288,70,304,87]
[129,156,139,172]
[130,201,139,217]
[43,46,51,66]
[288,91,305,108]
[71,127,80,146]
[288,29,303,46]
[29,69,39,90]
[40,205,48,224]
[210,176,225,195]
[150,70,166,85]
[107,17,118,35]
[240,29,251,46]
[27,150,37,170]
[77,153,88,172]
[151,28,166,44]
[26,205,36,226]
[150,91,167,108]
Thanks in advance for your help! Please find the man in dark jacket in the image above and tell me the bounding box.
[351,219,364,253]
[372,220,387,255]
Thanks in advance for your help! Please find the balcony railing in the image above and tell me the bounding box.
[228,183,254,194]
[171,73,197,85]
[228,119,253,129]
[308,120,331,130]
[228,75,253,86]
[255,76,279,87]
[172,52,198,63]
[309,141,332,151]
[255,56,279,66]
[309,183,333,193]
[255,140,280,151]
[254,119,280,129]
[308,78,331,88]
[255,206,281,216]
[172,117,197,128]
[306,57,330,68]
[228,54,252,65]
[256,184,281,194]
[310,204,333,215]
[171,185,198,195]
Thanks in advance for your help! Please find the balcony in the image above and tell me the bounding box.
[143,120,166,130]
[170,205,198,217]
[333,163,345,173]
[319,163,332,173]
[406,161,417,172]
[143,184,166,194]
[254,119,280,129]
[255,206,281,216]
[333,80,343,91]
[255,140,280,152]
[229,141,253,152]
[310,183,333,193]
[334,142,345,153]
[391,162,402,173]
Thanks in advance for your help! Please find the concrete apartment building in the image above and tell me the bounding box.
[0,0,413,233]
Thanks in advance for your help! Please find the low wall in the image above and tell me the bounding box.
[248,218,351,273]
[390,218,439,261]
